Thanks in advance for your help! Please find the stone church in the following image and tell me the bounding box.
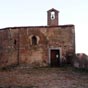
[0,8,75,68]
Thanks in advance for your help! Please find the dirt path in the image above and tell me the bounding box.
[0,67,88,88]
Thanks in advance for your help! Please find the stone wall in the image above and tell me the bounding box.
[0,29,18,68]
[47,26,75,64]
[18,27,48,66]
[0,25,75,68]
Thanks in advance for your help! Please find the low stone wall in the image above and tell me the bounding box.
[73,53,88,69]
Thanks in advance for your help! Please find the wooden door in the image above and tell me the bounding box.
[51,49,60,67]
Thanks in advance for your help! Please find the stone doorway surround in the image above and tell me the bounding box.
[49,47,62,66]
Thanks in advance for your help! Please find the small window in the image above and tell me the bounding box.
[32,36,37,45]
[14,39,16,45]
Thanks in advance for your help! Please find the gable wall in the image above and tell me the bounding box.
[0,26,75,67]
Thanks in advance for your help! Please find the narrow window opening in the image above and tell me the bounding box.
[14,39,16,45]
[32,36,37,45]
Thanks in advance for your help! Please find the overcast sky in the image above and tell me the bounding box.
[0,0,88,54]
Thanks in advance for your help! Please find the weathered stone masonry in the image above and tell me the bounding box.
[0,8,75,68]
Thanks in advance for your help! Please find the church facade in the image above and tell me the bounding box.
[0,8,75,68]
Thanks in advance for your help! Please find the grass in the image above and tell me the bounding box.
[73,67,88,73]
[0,64,88,74]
